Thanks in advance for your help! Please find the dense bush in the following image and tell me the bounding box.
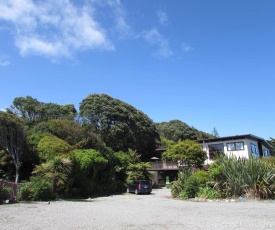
[180,170,210,199]
[18,177,55,201]
[216,156,275,199]
[171,169,192,198]
[0,186,11,202]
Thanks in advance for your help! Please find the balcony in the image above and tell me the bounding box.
[148,161,181,171]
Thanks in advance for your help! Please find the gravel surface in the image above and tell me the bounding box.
[1,187,275,230]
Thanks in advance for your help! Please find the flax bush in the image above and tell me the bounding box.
[216,156,275,199]
[171,169,192,198]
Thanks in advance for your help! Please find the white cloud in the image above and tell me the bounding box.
[142,28,173,58]
[0,55,11,66]
[0,0,115,60]
[102,0,132,39]
[157,10,168,26]
[181,43,194,52]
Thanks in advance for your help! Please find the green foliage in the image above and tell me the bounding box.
[126,149,152,183]
[72,149,109,196]
[170,169,192,198]
[159,137,174,148]
[181,170,210,199]
[267,138,275,156]
[37,135,73,162]
[33,119,83,146]
[197,186,218,199]
[0,150,13,180]
[79,94,160,159]
[7,96,77,125]
[18,177,55,201]
[0,111,27,183]
[156,120,213,142]
[32,157,72,194]
[0,185,11,202]
[74,149,108,171]
[215,156,275,199]
[162,140,207,168]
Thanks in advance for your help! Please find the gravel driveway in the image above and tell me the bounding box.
[1,187,275,230]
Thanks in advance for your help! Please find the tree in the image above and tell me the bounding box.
[126,149,152,182]
[162,140,207,168]
[7,96,77,125]
[37,135,73,162]
[212,127,220,138]
[79,94,160,159]
[73,149,108,195]
[156,120,212,142]
[32,157,72,194]
[32,119,83,146]
[0,111,26,183]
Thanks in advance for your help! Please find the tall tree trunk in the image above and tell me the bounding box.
[15,164,20,184]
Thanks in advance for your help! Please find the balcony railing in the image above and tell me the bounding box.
[149,161,181,170]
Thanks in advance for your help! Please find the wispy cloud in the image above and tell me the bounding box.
[0,55,11,66]
[105,0,132,39]
[181,43,194,52]
[142,28,173,58]
[157,10,168,26]
[0,0,115,60]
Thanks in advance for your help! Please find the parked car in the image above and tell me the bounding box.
[127,180,152,195]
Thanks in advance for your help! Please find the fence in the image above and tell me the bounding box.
[0,180,18,201]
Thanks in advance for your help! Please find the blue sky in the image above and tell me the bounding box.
[0,0,274,140]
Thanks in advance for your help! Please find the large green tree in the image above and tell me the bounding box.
[7,96,77,125]
[0,111,26,183]
[32,157,72,194]
[79,94,160,160]
[37,135,73,162]
[156,120,212,142]
[32,119,83,146]
[162,140,207,168]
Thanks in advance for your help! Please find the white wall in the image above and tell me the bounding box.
[202,138,266,165]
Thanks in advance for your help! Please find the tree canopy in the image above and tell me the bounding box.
[156,120,212,142]
[7,96,77,125]
[79,94,160,160]
[37,135,73,162]
[162,140,207,168]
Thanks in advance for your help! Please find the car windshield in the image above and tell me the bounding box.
[139,181,150,185]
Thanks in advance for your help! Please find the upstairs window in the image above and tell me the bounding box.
[208,144,224,159]
[227,142,244,151]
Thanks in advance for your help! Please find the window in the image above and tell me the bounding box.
[208,144,224,159]
[227,142,244,151]
[263,149,270,157]
[250,143,259,158]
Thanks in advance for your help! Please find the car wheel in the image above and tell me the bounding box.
[135,189,139,195]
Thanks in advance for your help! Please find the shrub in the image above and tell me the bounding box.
[181,170,210,198]
[197,186,218,199]
[0,186,11,202]
[18,177,56,201]
[215,156,275,199]
[171,169,192,198]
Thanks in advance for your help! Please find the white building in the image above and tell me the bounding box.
[197,134,272,165]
